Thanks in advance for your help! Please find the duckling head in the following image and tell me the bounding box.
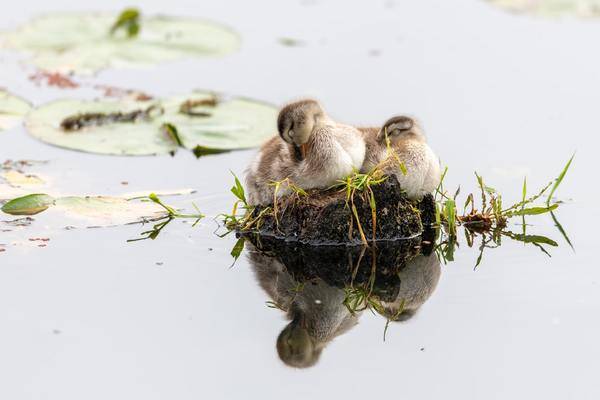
[276,320,322,368]
[377,115,426,144]
[277,99,325,161]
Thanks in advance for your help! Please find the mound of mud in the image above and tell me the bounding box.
[248,176,436,245]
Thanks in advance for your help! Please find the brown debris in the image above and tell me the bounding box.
[94,85,153,101]
[29,71,79,89]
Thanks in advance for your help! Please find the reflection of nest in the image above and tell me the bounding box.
[248,176,436,245]
[244,228,436,303]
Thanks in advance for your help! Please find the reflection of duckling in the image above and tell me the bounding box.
[246,238,442,368]
[248,245,359,368]
[360,116,441,200]
[245,100,366,206]
[381,253,441,322]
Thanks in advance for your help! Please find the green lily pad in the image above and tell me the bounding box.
[0,12,241,75]
[488,0,600,17]
[0,90,31,132]
[1,193,54,215]
[25,91,277,156]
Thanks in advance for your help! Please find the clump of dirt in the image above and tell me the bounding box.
[249,176,435,245]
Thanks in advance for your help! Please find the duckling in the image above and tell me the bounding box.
[245,100,365,206]
[360,116,441,200]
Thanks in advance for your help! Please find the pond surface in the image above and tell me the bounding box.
[0,1,598,399]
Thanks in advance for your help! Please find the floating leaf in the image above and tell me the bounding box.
[1,170,44,186]
[0,90,31,132]
[25,92,277,155]
[1,193,55,215]
[1,192,165,226]
[487,0,600,17]
[110,8,141,38]
[25,98,177,155]
[230,236,246,264]
[547,154,574,206]
[509,204,558,216]
[1,13,240,75]
[509,233,559,246]
[53,196,164,226]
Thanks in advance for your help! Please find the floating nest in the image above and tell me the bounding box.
[244,176,436,245]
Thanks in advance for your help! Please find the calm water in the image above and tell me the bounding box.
[0,0,598,399]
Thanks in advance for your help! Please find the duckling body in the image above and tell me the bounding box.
[245,100,365,206]
[360,116,441,200]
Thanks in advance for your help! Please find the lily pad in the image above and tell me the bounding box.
[0,90,31,132]
[0,12,241,75]
[1,193,54,215]
[1,193,165,226]
[1,170,45,186]
[25,91,277,156]
[488,0,600,17]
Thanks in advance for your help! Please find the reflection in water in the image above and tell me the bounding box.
[245,233,441,368]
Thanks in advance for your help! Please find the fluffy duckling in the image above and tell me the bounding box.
[245,100,365,206]
[360,116,441,200]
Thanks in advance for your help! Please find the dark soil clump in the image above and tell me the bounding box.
[247,176,435,245]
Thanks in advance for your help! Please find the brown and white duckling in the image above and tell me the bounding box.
[245,100,366,206]
[360,116,441,200]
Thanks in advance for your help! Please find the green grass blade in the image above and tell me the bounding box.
[546,154,575,206]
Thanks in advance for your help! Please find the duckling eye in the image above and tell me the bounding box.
[288,130,295,138]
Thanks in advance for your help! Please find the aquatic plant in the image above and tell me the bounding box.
[110,8,141,38]
[1,11,241,74]
[127,193,204,242]
[25,92,277,156]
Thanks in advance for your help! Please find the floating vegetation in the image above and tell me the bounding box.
[127,193,204,242]
[0,160,48,200]
[225,168,432,245]
[278,37,305,47]
[487,0,600,17]
[109,8,141,38]
[0,90,31,132]
[1,170,44,186]
[179,95,219,117]
[1,192,166,227]
[29,71,79,89]
[435,155,574,266]
[25,91,277,156]
[0,11,241,75]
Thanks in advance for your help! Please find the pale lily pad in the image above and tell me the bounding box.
[0,90,31,132]
[25,91,277,156]
[53,196,164,226]
[25,98,178,155]
[0,12,241,75]
[488,0,600,17]
[1,193,165,226]
[1,170,45,186]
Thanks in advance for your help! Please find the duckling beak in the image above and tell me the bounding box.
[294,143,309,161]
[300,143,308,159]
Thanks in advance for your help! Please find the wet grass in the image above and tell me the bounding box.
[128,193,204,242]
